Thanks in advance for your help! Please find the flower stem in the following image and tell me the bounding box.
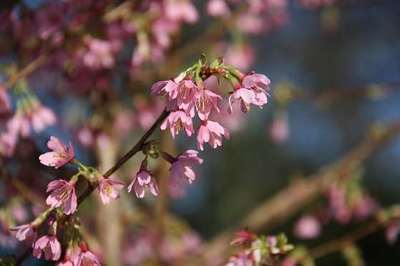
[77,109,169,205]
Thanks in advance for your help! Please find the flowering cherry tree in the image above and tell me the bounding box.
[0,1,399,266]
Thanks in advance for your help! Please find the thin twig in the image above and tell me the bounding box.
[309,221,380,259]
[309,207,400,259]
[5,54,47,88]
[77,109,169,205]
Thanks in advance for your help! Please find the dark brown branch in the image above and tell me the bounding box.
[77,109,169,205]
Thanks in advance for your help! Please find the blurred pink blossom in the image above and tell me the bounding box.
[31,106,57,132]
[165,0,199,23]
[226,251,255,266]
[82,37,115,69]
[207,0,230,17]
[385,221,400,245]
[0,86,11,114]
[224,44,255,71]
[269,112,289,143]
[168,150,203,197]
[294,215,321,239]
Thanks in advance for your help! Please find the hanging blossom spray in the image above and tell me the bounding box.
[10,56,271,264]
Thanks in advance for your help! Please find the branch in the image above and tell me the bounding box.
[203,122,400,260]
[14,109,169,264]
[309,207,400,259]
[4,54,47,88]
[77,109,169,205]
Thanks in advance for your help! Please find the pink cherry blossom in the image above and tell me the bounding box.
[241,73,270,106]
[386,221,400,245]
[269,112,289,143]
[226,251,255,266]
[39,136,74,168]
[82,37,115,69]
[31,105,57,132]
[236,13,264,34]
[75,244,101,266]
[33,235,62,261]
[195,89,221,121]
[229,88,256,113]
[224,44,255,71]
[128,168,159,198]
[230,230,256,246]
[211,102,246,132]
[229,72,270,113]
[150,79,179,99]
[197,120,229,150]
[10,224,36,244]
[6,113,31,138]
[57,261,74,266]
[327,184,351,224]
[152,18,176,48]
[353,195,378,220]
[57,246,81,266]
[0,130,18,157]
[165,0,198,24]
[207,0,230,17]
[46,179,77,215]
[160,110,194,138]
[176,80,199,116]
[169,150,203,187]
[74,242,101,266]
[294,215,321,239]
[98,177,125,204]
[281,257,297,266]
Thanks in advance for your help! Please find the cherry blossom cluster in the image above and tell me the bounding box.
[7,56,270,264]
[227,230,294,266]
[152,57,270,151]
[0,81,56,157]
[9,137,106,264]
